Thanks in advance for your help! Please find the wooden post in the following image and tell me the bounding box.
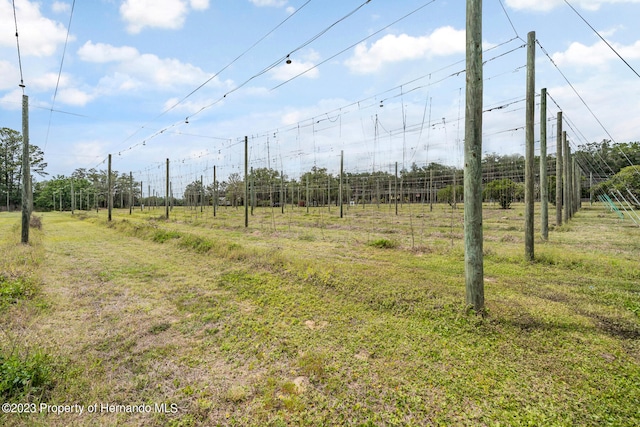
[108,154,113,222]
[571,159,580,215]
[339,150,344,218]
[281,170,285,214]
[555,112,563,226]
[464,0,484,311]
[395,162,398,216]
[306,176,310,213]
[71,178,76,215]
[129,172,133,215]
[524,31,535,261]
[213,165,217,217]
[540,88,548,240]
[250,167,254,216]
[430,168,434,212]
[590,171,593,205]
[166,159,170,219]
[244,136,248,228]
[140,181,143,211]
[563,131,569,224]
[20,95,30,243]
[200,174,204,213]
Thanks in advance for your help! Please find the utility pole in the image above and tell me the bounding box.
[563,132,570,223]
[108,154,112,222]
[524,31,535,261]
[540,88,548,240]
[213,165,217,217]
[21,95,30,244]
[555,112,563,226]
[244,136,248,228]
[166,159,170,219]
[71,178,75,215]
[339,150,344,218]
[395,162,398,216]
[464,0,484,311]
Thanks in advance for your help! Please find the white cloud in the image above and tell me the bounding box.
[0,60,19,90]
[78,41,139,63]
[249,0,288,6]
[190,0,209,10]
[0,88,22,109]
[505,0,640,12]
[120,0,209,34]
[30,72,70,91]
[345,27,466,74]
[56,87,94,106]
[552,39,640,68]
[52,1,70,14]
[77,41,224,91]
[0,0,70,56]
[286,6,295,14]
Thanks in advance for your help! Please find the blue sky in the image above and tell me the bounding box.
[1,0,639,188]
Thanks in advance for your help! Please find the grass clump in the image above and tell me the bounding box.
[367,238,398,249]
[178,234,214,253]
[152,229,181,243]
[0,349,55,400]
[0,275,37,311]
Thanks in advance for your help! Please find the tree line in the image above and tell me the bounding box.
[1,124,638,212]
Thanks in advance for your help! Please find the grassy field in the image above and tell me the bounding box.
[0,202,638,426]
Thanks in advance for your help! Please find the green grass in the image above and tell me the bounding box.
[0,203,638,426]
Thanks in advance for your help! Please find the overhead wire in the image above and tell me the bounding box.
[44,0,77,151]
[11,0,25,89]
[563,0,640,79]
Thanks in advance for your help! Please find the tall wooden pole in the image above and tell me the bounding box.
[71,178,75,215]
[166,159,170,219]
[464,0,484,311]
[524,31,535,261]
[555,112,563,226]
[395,162,398,216]
[339,150,344,218]
[129,171,133,215]
[108,154,112,222]
[20,95,30,243]
[540,88,548,240]
[244,136,249,228]
[213,165,217,217]
[281,170,285,214]
[563,131,569,224]
[429,168,434,212]
[140,181,143,211]
[306,176,310,213]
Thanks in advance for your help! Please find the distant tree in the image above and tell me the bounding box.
[1,127,48,210]
[437,184,463,206]
[594,165,640,207]
[483,179,522,209]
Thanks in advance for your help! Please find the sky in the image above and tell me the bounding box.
[1,0,639,190]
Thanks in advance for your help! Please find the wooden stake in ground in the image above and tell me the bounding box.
[340,150,344,218]
[563,131,570,224]
[21,95,30,244]
[166,159,170,219]
[555,112,563,226]
[540,88,548,240]
[213,165,217,217]
[108,154,112,222]
[129,172,133,215]
[244,136,248,228]
[464,0,484,311]
[524,31,535,261]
